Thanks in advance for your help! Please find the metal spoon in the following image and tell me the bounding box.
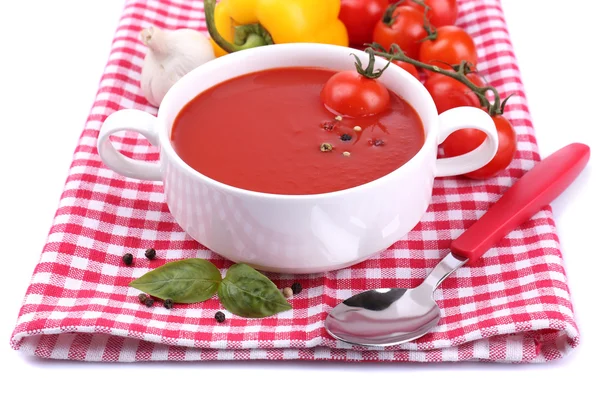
[325,143,590,347]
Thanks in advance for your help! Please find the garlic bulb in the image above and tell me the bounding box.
[140,26,215,107]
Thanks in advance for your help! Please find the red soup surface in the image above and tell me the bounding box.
[171,67,425,195]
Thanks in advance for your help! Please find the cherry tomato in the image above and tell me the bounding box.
[373,5,428,59]
[402,0,458,27]
[321,71,390,117]
[441,115,517,179]
[419,26,477,72]
[393,60,420,80]
[340,0,389,47]
[423,72,485,114]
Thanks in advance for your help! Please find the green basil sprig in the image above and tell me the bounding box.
[129,259,292,318]
[218,263,292,318]
[129,258,222,303]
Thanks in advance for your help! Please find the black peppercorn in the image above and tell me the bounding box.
[215,311,226,323]
[145,248,157,260]
[138,293,148,303]
[340,134,352,141]
[144,297,155,307]
[291,282,302,295]
[122,253,133,265]
[164,298,174,309]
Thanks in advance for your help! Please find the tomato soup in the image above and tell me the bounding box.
[171,67,425,195]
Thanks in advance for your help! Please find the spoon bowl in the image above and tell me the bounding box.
[325,288,441,347]
[325,254,465,346]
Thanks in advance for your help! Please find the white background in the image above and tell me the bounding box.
[1,1,598,399]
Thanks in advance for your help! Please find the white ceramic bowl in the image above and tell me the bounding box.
[98,43,498,274]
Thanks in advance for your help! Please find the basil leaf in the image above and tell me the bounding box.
[218,263,292,318]
[130,258,222,303]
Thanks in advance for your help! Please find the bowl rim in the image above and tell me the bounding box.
[157,43,439,201]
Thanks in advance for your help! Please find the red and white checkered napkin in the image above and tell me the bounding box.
[10,0,580,363]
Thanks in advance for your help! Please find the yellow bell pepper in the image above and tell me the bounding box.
[204,0,349,57]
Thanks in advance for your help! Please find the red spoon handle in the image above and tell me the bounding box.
[450,143,590,262]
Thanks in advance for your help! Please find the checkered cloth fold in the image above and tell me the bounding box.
[10,0,579,362]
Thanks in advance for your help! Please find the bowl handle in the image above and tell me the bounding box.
[434,107,499,177]
[97,109,162,181]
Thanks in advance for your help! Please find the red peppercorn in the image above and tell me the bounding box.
[321,121,335,131]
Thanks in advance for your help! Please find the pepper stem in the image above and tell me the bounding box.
[368,43,511,115]
[352,47,392,79]
[203,0,273,53]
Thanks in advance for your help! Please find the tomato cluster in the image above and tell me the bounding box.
[337,0,517,180]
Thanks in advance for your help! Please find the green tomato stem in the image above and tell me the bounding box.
[382,0,405,26]
[353,47,392,79]
[409,0,437,40]
[368,42,507,116]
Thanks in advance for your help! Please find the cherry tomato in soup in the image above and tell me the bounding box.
[402,0,458,27]
[423,72,485,114]
[393,60,420,80]
[373,5,428,59]
[419,26,477,72]
[441,115,517,179]
[321,55,391,117]
[340,0,388,47]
